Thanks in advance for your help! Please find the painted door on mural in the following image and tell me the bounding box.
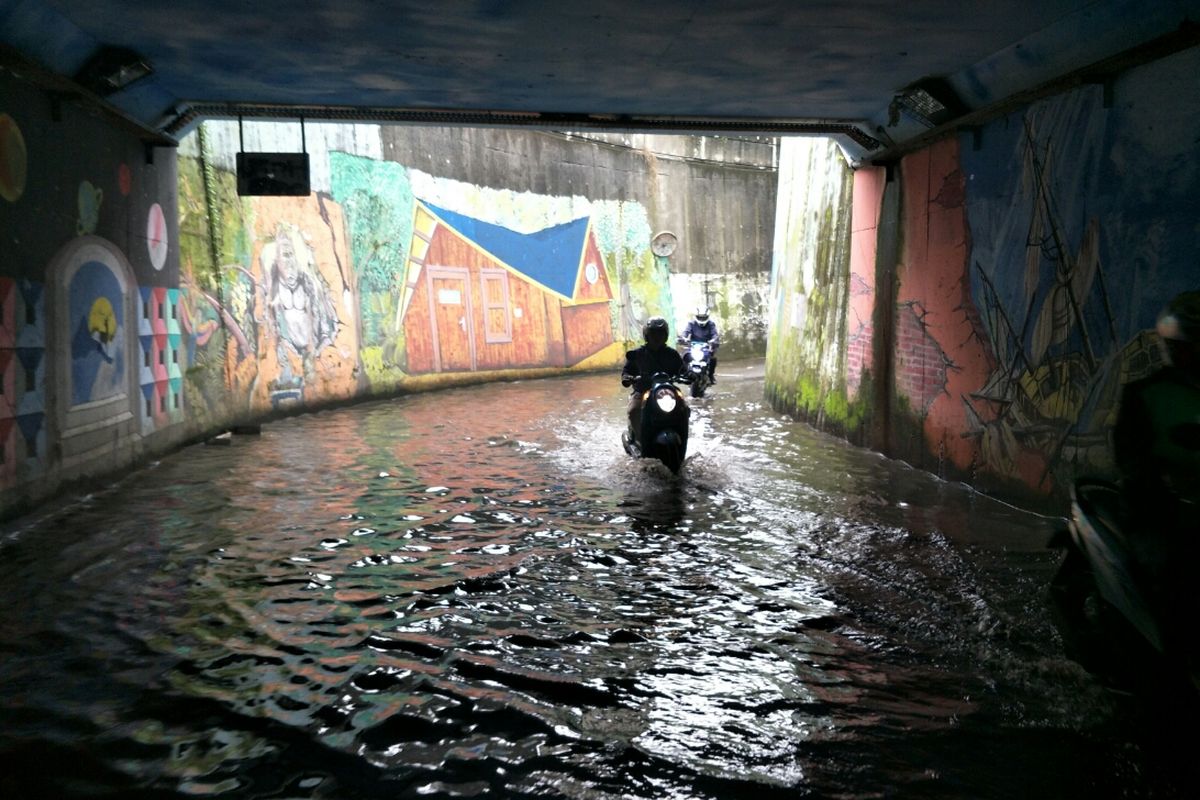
[428,268,475,372]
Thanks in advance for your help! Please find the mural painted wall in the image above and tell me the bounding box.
[175,125,668,428]
[766,44,1200,508]
[2,53,773,516]
[1,67,180,513]
[379,126,776,356]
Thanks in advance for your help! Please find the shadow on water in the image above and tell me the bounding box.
[0,362,1193,798]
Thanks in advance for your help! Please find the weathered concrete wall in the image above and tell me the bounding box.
[764,138,857,434]
[1,74,777,516]
[766,44,1200,510]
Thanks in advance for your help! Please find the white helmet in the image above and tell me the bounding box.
[694,307,709,323]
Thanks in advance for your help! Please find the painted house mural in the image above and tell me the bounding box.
[402,201,615,374]
[173,136,657,428]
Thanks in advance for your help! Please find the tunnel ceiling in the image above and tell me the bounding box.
[2,0,1198,163]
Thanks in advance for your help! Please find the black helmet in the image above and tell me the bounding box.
[643,316,669,346]
[695,307,709,323]
[1157,291,1200,343]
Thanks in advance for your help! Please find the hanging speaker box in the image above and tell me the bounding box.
[236,152,310,196]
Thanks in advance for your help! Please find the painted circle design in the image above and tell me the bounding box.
[0,113,29,202]
[147,202,168,270]
[585,262,599,285]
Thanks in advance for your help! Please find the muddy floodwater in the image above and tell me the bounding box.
[0,362,1191,798]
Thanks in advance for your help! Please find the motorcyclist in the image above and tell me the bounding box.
[679,307,720,382]
[1112,290,1200,654]
[622,316,685,442]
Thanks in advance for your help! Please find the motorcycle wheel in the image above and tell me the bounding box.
[690,379,707,398]
[1050,548,1152,689]
[655,432,685,474]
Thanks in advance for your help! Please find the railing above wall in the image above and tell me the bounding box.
[163,102,884,152]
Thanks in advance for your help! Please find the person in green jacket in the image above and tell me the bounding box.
[1114,291,1200,524]
[1112,290,1200,657]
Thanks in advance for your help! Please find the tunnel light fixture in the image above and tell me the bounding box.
[74,46,153,96]
[893,77,966,128]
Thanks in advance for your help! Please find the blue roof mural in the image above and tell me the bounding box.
[421,201,590,299]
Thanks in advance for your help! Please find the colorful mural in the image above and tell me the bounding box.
[402,201,616,373]
[956,51,1200,497]
[3,76,764,511]
[68,258,126,407]
[175,141,647,422]
[767,47,1200,506]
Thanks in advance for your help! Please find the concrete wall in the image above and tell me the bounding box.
[764,138,858,432]
[766,44,1200,511]
[1,67,777,515]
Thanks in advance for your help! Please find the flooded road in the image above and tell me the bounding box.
[0,362,1186,798]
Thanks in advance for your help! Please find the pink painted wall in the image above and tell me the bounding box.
[895,139,1002,483]
[846,167,885,399]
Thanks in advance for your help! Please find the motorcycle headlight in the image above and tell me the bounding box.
[654,388,677,413]
[691,344,705,359]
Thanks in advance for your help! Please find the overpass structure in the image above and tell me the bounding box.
[3,2,1197,163]
[2,1,1200,513]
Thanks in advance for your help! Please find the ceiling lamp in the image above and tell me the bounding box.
[892,77,967,128]
[74,46,153,96]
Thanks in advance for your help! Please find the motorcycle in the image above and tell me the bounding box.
[1048,479,1197,694]
[620,371,690,473]
[679,339,714,398]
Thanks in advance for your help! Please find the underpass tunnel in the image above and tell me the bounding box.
[1,1,1199,517]
[4,4,1200,797]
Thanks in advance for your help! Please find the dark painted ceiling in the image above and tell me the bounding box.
[2,1,1199,163]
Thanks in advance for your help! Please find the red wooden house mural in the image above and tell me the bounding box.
[401,201,615,374]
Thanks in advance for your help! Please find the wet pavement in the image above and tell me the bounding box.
[0,361,1190,798]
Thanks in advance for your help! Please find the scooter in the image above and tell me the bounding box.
[1048,479,1196,693]
[620,371,690,473]
[679,339,714,398]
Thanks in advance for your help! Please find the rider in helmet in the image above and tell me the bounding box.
[680,307,721,382]
[1112,291,1200,652]
[1114,290,1200,519]
[622,316,685,441]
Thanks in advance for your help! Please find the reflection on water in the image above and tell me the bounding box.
[0,362,1185,798]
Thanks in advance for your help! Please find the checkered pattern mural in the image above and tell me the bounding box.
[137,286,185,434]
[0,277,46,489]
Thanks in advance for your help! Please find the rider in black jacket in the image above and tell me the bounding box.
[622,316,684,441]
[680,307,720,382]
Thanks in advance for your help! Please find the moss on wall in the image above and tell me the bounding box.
[764,138,855,437]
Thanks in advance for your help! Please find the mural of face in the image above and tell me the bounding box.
[276,232,300,291]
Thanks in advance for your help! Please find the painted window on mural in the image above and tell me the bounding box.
[481,270,512,344]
